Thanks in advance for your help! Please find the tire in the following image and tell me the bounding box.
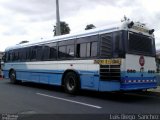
[64,72,80,94]
[9,70,17,84]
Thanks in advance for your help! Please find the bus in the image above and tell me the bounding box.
[2,19,157,94]
[0,52,4,78]
[156,50,160,85]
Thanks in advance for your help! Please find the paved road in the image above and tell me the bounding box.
[0,79,160,116]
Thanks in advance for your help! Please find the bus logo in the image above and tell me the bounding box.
[139,56,145,66]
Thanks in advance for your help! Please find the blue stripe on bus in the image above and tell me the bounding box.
[120,82,157,90]
[3,69,99,75]
[3,69,157,92]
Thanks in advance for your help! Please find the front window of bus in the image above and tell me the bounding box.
[113,31,125,58]
[127,32,156,56]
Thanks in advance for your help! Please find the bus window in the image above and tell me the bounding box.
[113,31,124,58]
[100,33,112,58]
[86,43,91,57]
[76,44,80,58]
[66,45,74,58]
[80,43,87,58]
[42,45,50,60]
[91,42,98,57]
[58,46,67,59]
[30,46,37,61]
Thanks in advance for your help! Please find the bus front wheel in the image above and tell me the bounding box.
[64,72,80,94]
[9,70,17,84]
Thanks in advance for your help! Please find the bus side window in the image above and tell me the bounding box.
[66,45,74,58]
[26,47,31,61]
[80,43,87,58]
[30,47,37,61]
[76,44,80,58]
[91,42,98,57]
[42,45,50,60]
[49,46,57,60]
[58,46,67,59]
[86,43,91,57]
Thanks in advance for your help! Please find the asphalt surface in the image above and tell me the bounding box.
[0,79,160,119]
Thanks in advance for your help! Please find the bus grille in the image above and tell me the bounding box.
[100,65,121,80]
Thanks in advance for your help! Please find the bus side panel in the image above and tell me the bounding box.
[80,75,99,91]
[16,71,31,81]
[3,70,9,79]
[16,70,62,86]
[80,73,121,91]
[98,81,120,91]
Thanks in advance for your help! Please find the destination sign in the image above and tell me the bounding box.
[94,59,121,65]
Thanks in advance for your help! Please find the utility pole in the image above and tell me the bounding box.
[56,0,61,36]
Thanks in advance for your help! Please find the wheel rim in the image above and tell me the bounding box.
[67,76,75,91]
[10,72,15,81]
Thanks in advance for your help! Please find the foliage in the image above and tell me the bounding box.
[53,21,70,36]
[85,24,96,30]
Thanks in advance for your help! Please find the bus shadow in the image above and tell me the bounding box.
[11,81,64,93]
[79,90,159,103]
[9,81,159,103]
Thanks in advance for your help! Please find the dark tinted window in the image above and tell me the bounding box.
[30,47,37,60]
[26,47,31,61]
[66,45,74,58]
[113,31,124,58]
[76,42,98,58]
[42,45,50,60]
[14,51,19,61]
[6,52,10,62]
[48,43,57,59]
[18,48,26,61]
[59,46,66,58]
[100,33,112,58]
[80,43,86,58]
[36,46,43,61]
[128,32,155,56]
[86,43,91,57]
[9,52,13,61]
[91,42,98,57]
[76,44,80,58]
[50,46,57,59]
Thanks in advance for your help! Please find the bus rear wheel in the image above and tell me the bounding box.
[64,72,80,94]
[9,70,17,84]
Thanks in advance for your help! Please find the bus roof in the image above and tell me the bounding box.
[5,20,152,51]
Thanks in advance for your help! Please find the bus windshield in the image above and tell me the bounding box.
[128,32,156,56]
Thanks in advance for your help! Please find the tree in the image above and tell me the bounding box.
[85,24,96,30]
[19,40,29,44]
[53,21,71,36]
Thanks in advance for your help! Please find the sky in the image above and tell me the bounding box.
[0,0,160,51]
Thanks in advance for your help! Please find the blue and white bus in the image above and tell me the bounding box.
[3,20,157,94]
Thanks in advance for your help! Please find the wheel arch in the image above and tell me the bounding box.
[9,68,15,78]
